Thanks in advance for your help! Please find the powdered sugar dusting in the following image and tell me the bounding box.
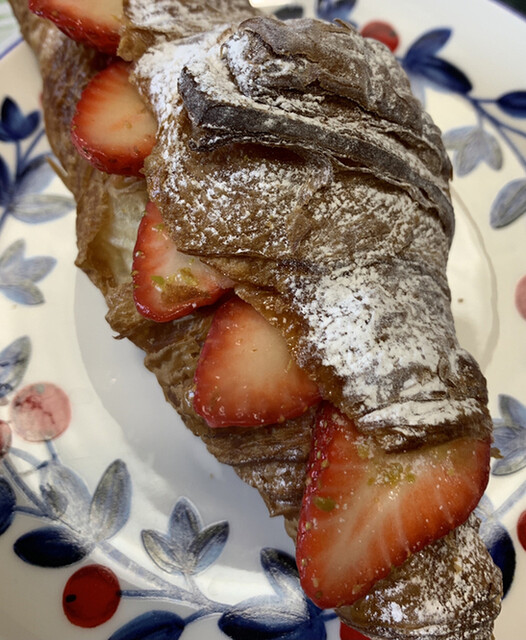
[125,0,256,34]
[347,518,501,639]
[181,40,448,204]
[137,16,489,447]
[133,29,226,120]
[287,261,471,424]
[116,11,500,637]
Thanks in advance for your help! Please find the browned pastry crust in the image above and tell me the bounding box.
[8,1,502,638]
[339,515,502,639]
[138,17,492,454]
[119,0,260,60]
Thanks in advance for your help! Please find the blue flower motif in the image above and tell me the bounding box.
[492,395,526,475]
[0,97,39,142]
[395,29,526,229]
[1,426,332,637]
[443,126,502,177]
[0,96,74,306]
[0,239,56,304]
[218,549,327,640]
[402,29,472,96]
[11,459,131,568]
[142,497,229,576]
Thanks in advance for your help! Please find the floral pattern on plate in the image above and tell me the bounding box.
[0,374,334,638]
[0,96,73,303]
[1,1,526,639]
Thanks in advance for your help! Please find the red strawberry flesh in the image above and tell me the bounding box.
[297,404,491,608]
[193,297,321,428]
[132,202,233,322]
[29,0,123,55]
[71,61,156,176]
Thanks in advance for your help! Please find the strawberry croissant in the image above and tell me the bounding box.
[135,16,502,637]
[10,1,502,638]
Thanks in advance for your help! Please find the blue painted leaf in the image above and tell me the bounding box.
[497,91,526,118]
[0,98,40,142]
[10,254,55,283]
[492,429,526,475]
[39,462,91,526]
[10,193,74,223]
[487,527,515,597]
[477,501,515,597]
[141,529,183,574]
[189,521,229,573]
[404,56,472,94]
[443,126,502,176]
[261,548,303,601]
[405,29,452,60]
[0,239,56,304]
[0,478,16,535]
[109,610,185,640]
[499,394,526,427]
[144,498,228,575]
[0,335,31,399]
[14,525,92,567]
[218,596,326,640]
[0,155,11,206]
[168,496,202,545]
[0,237,24,268]
[490,178,526,228]
[89,459,131,541]
[316,0,356,21]
[0,279,46,305]
[491,397,526,475]
[14,154,54,197]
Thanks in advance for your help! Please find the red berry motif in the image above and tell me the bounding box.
[517,510,526,551]
[515,275,526,320]
[360,21,400,52]
[340,622,371,640]
[10,382,71,441]
[0,420,12,458]
[63,564,121,628]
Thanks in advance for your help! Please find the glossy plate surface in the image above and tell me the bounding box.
[1,1,526,639]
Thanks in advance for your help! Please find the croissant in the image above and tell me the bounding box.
[9,0,503,638]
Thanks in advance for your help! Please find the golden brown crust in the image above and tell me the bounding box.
[119,0,259,60]
[9,1,502,637]
[340,516,502,640]
[140,18,492,451]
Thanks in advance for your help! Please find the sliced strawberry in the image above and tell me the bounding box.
[297,404,491,609]
[29,0,122,55]
[132,202,233,322]
[340,624,370,640]
[71,61,156,176]
[193,297,321,428]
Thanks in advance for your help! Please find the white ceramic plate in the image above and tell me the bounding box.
[1,1,526,639]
